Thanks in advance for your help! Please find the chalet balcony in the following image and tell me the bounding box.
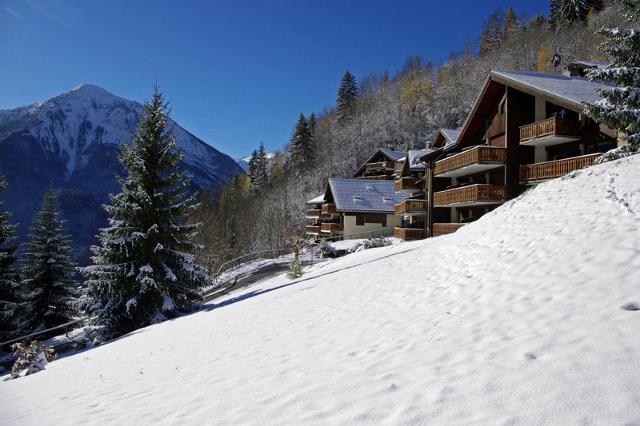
[321,203,338,216]
[432,223,465,237]
[519,116,580,147]
[305,225,321,235]
[394,199,427,216]
[305,208,321,218]
[394,176,418,192]
[433,184,506,207]
[320,222,343,234]
[433,146,506,178]
[520,153,600,183]
[363,161,393,176]
[394,227,427,241]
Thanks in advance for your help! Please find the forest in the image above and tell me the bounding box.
[191,0,628,273]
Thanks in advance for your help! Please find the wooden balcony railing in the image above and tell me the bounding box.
[394,227,427,241]
[320,223,343,233]
[395,176,418,192]
[364,161,391,174]
[519,116,580,143]
[321,203,337,215]
[432,223,465,237]
[394,199,427,215]
[487,113,505,139]
[520,153,600,182]
[433,184,506,207]
[305,225,321,234]
[305,209,321,218]
[434,146,506,177]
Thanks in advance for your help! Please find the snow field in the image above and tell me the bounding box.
[1,155,639,425]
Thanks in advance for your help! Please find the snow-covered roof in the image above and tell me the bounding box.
[328,178,413,213]
[408,149,431,171]
[441,129,461,146]
[491,70,612,110]
[306,194,326,205]
[380,149,407,162]
[569,60,610,69]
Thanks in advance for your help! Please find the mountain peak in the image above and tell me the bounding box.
[66,83,117,100]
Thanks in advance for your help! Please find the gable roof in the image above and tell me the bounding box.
[327,178,413,213]
[353,148,407,177]
[454,69,612,150]
[379,149,407,162]
[490,70,611,111]
[306,194,326,205]
[441,129,461,146]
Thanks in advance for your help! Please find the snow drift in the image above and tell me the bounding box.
[1,155,639,424]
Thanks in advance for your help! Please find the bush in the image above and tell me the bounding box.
[594,144,639,164]
[10,341,56,379]
[287,252,303,279]
[352,237,392,252]
[317,242,337,259]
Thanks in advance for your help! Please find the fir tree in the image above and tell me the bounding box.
[21,187,78,333]
[247,149,258,188]
[336,71,358,125]
[585,0,640,156]
[549,0,604,28]
[308,112,317,136]
[0,175,23,341]
[287,114,313,172]
[254,142,270,193]
[81,87,210,339]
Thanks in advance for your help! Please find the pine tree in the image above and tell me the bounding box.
[549,0,604,28]
[0,175,23,341]
[247,149,258,189]
[308,112,317,136]
[287,114,313,172]
[336,71,358,125]
[21,187,78,333]
[479,10,504,55]
[585,0,640,157]
[504,8,518,40]
[81,87,210,339]
[251,143,270,193]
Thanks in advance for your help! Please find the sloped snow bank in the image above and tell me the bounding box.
[1,156,640,425]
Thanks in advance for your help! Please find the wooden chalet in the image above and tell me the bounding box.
[305,178,412,240]
[353,149,407,180]
[422,63,617,237]
[392,149,431,241]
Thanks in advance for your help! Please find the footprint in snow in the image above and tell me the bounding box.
[620,302,640,311]
[524,352,537,361]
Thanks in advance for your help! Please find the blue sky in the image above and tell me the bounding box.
[1,0,549,158]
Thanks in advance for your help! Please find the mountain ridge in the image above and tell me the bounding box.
[0,84,244,262]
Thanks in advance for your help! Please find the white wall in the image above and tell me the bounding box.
[342,214,401,240]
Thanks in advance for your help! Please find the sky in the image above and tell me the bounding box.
[0,0,549,158]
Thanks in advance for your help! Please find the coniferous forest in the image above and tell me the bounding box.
[0,0,637,343]
[191,0,630,273]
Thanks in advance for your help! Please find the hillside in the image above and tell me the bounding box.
[1,155,639,424]
[0,84,243,261]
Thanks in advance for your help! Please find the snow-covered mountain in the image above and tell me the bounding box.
[0,84,243,262]
[235,151,276,171]
[2,155,639,424]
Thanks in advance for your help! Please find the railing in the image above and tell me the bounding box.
[487,113,505,139]
[321,222,344,233]
[520,153,600,182]
[519,116,580,143]
[395,176,418,191]
[434,146,506,177]
[305,209,321,218]
[364,161,390,174]
[394,199,427,215]
[433,223,465,237]
[321,203,337,215]
[393,227,426,241]
[305,225,321,234]
[433,184,506,206]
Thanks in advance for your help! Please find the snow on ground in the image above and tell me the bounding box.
[2,156,640,425]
